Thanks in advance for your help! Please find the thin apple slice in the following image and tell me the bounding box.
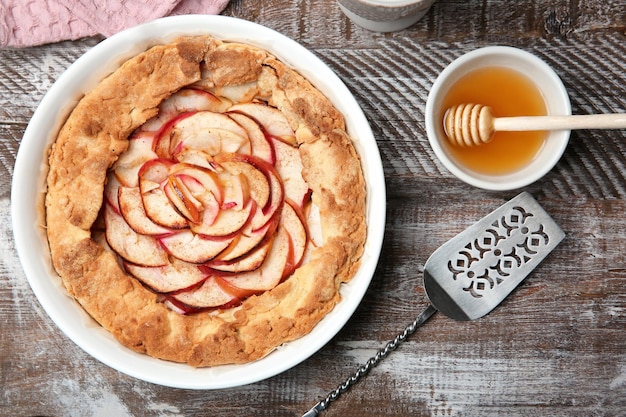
[228,112,275,164]
[164,88,232,114]
[142,88,232,132]
[159,230,232,264]
[228,102,296,145]
[124,258,207,293]
[213,213,278,262]
[281,199,309,270]
[218,159,270,210]
[171,128,251,158]
[194,188,220,229]
[253,160,284,230]
[168,163,223,205]
[218,172,251,211]
[214,153,284,231]
[205,233,273,273]
[104,173,122,214]
[234,173,251,210]
[152,111,196,160]
[118,185,172,236]
[138,159,188,229]
[304,200,323,248]
[282,233,296,282]
[213,275,258,299]
[140,181,188,229]
[212,81,259,103]
[222,225,291,292]
[191,199,256,238]
[170,111,248,152]
[113,131,157,187]
[138,158,173,183]
[171,175,204,213]
[174,148,215,169]
[163,175,203,224]
[272,138,310,208]
[172,276,238,308]
[104,203,169,267]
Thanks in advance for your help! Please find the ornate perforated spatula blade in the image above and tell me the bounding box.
[302,192,564,417]
[424,191,565,320]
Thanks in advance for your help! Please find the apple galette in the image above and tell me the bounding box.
[44,35,366,366]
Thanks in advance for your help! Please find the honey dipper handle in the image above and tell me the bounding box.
[494,113,626,132]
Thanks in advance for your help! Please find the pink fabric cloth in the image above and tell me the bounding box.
[0,0,230,48]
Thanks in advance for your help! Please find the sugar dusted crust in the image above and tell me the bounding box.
[45,35,366,366]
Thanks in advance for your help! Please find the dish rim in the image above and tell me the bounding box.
[11,15,386,389]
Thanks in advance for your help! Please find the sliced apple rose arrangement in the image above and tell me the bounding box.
[103,88,318,314]
[45,35,366,366]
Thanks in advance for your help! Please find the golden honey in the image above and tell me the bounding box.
[441,66,548,175]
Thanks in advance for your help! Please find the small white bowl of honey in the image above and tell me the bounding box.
[425,46,571,191]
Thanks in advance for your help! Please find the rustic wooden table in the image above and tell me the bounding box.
[1,0,625,416]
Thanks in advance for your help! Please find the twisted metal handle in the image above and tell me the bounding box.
[302,304,438,417]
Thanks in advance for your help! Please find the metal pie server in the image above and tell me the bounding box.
[303,191,564,416]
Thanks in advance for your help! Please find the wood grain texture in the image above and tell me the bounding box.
[1,1,625,416]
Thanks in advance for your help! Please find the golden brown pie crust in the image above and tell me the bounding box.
[45,35,366,366]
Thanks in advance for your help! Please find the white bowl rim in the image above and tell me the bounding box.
[11,15,386,389]
[337,2,431,32]
[339,0,433,7]
[425,45,571,191]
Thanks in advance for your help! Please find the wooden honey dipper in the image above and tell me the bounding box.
[443,103,626,147]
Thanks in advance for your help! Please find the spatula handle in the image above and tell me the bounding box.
[301,304,438,417]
